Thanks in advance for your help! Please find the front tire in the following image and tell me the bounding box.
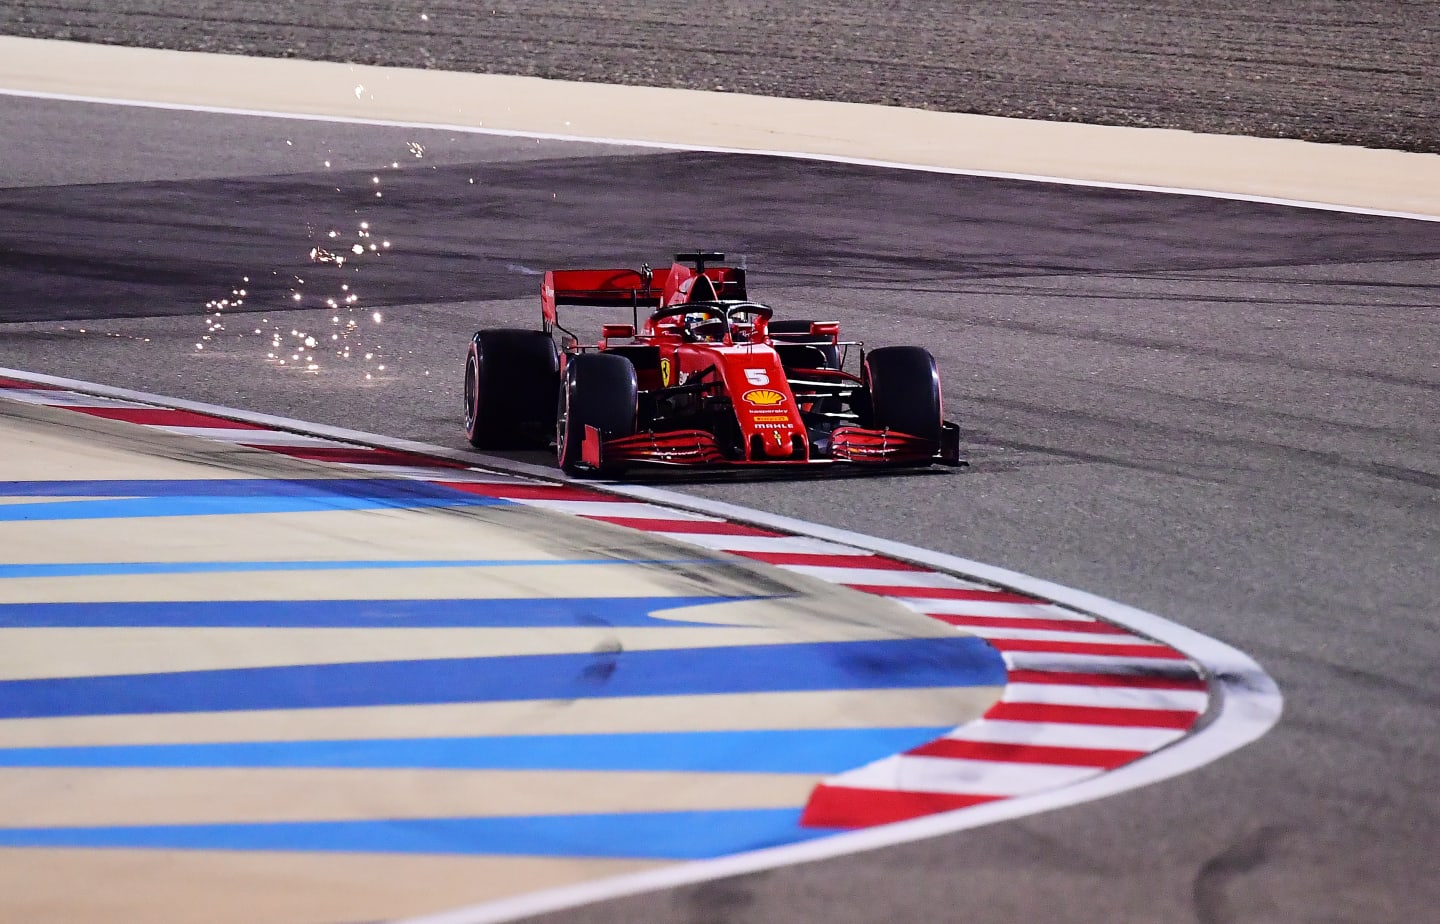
[556,352,638,476]
[464,329,559,449]
[863,345,942,442]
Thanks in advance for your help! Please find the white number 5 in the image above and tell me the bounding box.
[744,368,770,385]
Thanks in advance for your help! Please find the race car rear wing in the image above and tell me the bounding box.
[542,256,748,334]
[542,268,661,335]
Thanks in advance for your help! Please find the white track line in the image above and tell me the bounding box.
[0,366,1281,924]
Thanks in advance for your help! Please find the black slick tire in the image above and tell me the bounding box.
[556,352,638,476]
[863,345,943,442]
[464,329,559,449]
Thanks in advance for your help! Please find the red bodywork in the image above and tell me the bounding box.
[545,257,961,471]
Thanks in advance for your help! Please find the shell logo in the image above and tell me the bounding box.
[742,388,786,407]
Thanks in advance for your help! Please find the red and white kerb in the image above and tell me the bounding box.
[0,375,1209,829]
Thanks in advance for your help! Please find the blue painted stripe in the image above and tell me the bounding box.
[0,479,477,498]
[0,478,510,520]
[0,727,951,774]
[0,494,499,521]
[0,559,722,579]
[0,637,1005,718]
[0,596,753,628]
[0,810,840,859]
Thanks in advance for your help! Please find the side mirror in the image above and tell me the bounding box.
[809,321,841,339]
[601,323,635,342]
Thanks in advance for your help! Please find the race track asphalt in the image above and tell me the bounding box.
[2,74,1439,924]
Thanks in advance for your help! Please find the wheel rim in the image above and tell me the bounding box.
[463,351,478,434]
[555,374,571,465]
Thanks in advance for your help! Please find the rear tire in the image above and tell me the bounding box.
[863,346,942,442]
[464,329,559,449]
[556,352,638,476]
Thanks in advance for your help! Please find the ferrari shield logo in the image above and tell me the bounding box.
[660,357,674,386]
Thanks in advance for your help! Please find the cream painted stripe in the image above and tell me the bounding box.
[0,624,906,680]
[943,719,1185,752]
[0,768,818,827]
[840,754,1100,796]
[0,497,107,506]
[0,507,586,565]
[0,412,276,482]
[0,850,663,924]
[1001,683,1209,712]
[0,37,1435,216]
[0,687,1001,748]
[0,539,580,567]
[0,564,726,604]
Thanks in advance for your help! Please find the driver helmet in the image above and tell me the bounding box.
[686,311,727,341]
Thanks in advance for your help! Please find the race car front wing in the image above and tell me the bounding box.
[831,422,963,465]
[580,421,963,470]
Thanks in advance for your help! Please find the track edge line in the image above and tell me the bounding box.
[0,366,1283,924]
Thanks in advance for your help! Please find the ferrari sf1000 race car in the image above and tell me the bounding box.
[463,252,962,476]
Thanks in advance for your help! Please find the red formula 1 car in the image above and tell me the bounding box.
[463,252,962,476]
